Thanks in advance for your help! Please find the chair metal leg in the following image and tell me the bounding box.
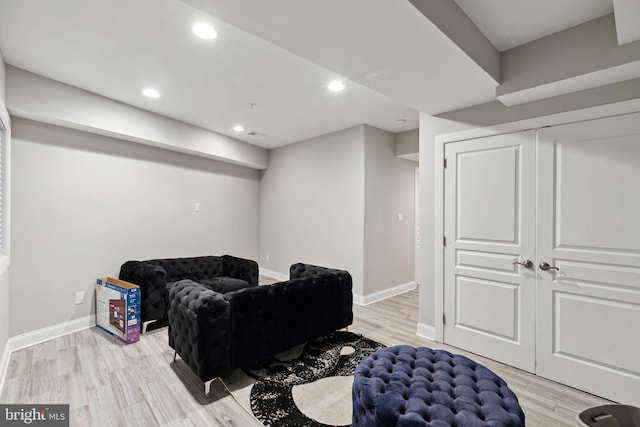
[142,319,157,334]
[204,379,214,396]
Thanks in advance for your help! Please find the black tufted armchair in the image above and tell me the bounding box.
[167,263,353,393]
[119,255,258,333]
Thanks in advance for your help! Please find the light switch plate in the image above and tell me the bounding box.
[75,291,84,305]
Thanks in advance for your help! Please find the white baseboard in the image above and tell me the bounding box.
[0,340,10,399]
[353,281,417,306]
[259,268,288,282]
[8,315,96,353]
[416,322,437,341]
[0,315,96,398]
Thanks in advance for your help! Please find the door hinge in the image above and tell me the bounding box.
[443,314,446,325]
[443,236,446,246]
[444,158,447,168]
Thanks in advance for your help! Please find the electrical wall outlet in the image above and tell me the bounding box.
[75,291,84,305]
[265,254,270,262]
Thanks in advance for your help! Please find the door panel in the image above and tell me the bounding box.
[456,250,521,273]
[455,276,519,341]
[456,147,519,243]
[553,133,640,252]
[554,291,640,373]
[444,131,536,372]
[537,112,640,406]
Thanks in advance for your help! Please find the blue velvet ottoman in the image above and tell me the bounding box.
[352,346,525,427]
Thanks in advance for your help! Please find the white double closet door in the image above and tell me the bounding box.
[443,112,640,405]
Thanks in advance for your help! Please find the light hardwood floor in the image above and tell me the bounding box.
[1,278,610,426]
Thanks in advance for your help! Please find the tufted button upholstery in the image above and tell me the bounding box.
[168,279,233,381]
[353,346,525,427]
[223,255,259,287]
[168,263,354,384]
[153,256,224,283]
[119,261,167,322]
[230,272,351,367]
[290,263,354,327]
[119,255,258,324]
[199,277,252,293]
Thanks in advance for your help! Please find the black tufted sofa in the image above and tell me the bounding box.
[167,263,353,389]
[119,255,258,332]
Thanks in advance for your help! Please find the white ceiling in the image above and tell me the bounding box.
[0,0,624,149]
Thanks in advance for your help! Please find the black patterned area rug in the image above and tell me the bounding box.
[220,331,384,427]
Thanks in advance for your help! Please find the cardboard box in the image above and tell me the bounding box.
[96,277,140,344]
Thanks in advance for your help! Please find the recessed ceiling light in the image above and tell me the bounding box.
[328,80,345,92]
[142,88,160,98]
[192,22,217,40]
[232,125,245,132]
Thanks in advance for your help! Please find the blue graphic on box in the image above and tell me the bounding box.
[126,289,141,342]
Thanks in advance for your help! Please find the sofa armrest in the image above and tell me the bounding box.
[119,261,167,322]
[222,255,259,287]
[228,270,353,368]
[289,263,353,326]
[168,279,232,382]
[289,263,346,280]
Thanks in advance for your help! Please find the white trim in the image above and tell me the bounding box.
[415,166,420,283]
[434,138,445,342]
[0,95,10,274]
[353,281,416,306]
[416,323,437,341]
[0,98,11,394]
[258,268,288,282]
[0,315,96,395]
[0,339,10,398]
[433,99,640,345]
[7,315,96,353]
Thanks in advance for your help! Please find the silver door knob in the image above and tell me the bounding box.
[539,262,559,271]
[513,260,533,268]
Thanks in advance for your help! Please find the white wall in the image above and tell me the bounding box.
[0,271,8,385]
[394,128,419,158]
[0,48,9,386]
[0,50,5,101]
[418,114,473,332]
[9,118,260,336]
[364,125,416,295]
[259,126,366,294]
[260,124,417,301]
